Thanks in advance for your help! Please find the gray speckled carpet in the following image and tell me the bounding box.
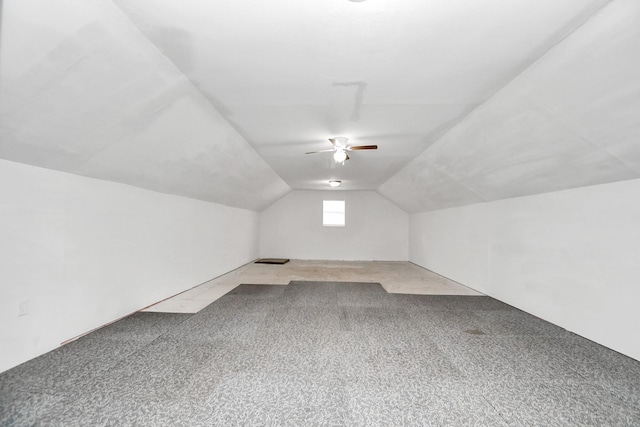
[1,281,639,426]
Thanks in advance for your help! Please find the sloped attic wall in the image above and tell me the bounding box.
[379,0,639,213]
[0,0,290,211]
[402,0,640,361]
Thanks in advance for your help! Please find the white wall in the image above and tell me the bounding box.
[260,190,408,261]
[0,159,259,373]
[410,178,640,361]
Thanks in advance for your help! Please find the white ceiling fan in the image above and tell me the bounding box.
[305,137,378,163]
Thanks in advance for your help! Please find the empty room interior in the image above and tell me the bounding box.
[1,0,640,425]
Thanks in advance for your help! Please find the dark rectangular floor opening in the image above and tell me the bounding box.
[254,258,290,264]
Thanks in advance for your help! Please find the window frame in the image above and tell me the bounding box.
[322,200,345,227]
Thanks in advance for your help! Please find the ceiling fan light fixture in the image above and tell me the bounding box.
[329,180,341,187]
[333,149,347,163]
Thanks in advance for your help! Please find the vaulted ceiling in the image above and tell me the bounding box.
[1,0,638,212]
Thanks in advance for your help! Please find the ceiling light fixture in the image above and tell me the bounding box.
[333,149,347,163]
[329,180,341,187]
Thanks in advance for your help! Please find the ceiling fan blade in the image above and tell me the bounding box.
[345,153,350,160]
[347,145,378,151]
[328,138,337,147]
[305,149,336,154]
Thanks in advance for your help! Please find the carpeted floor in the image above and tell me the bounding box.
[1,281,639,426]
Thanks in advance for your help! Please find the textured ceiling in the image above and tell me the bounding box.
[379,0,640,211]
[0,0,290,210]
[1,0,638,212]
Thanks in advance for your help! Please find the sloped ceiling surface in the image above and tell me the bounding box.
[111,0,613,193]
[0,0,290,211]
[379,0,640,212]
[1,0,638,213]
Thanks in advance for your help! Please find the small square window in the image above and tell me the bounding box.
[323,200,345,227]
